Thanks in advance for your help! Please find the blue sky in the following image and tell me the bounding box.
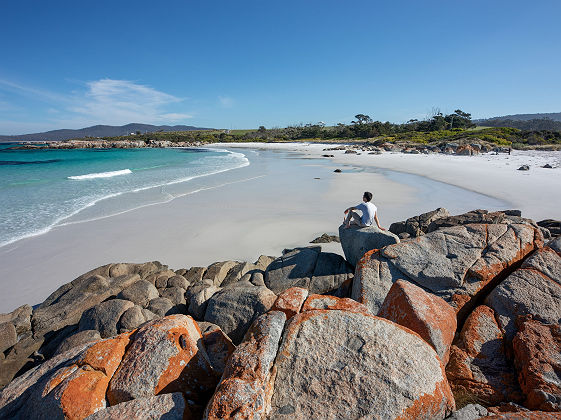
[1,0,560,134]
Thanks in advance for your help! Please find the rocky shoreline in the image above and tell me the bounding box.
[0,208,560,419]
[11,139,203,149]
[6,138,527,155]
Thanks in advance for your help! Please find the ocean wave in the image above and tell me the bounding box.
[1,150,250,248]
[68,169,132,180]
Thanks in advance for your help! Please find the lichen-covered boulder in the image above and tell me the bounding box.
[446,306,521,406]
[513,317,561,411]
[486,237,561,341]
[0,333,130,419]
[107,315,218,405]
[300,294,370,314]
[204,311,287,419]
[268,311,454,419]
[378,279,457,363]
[204,281,277,344]
[205,296,455,419]
[339,224,400,267]
[353,223,543,318]
[271,287,309,318]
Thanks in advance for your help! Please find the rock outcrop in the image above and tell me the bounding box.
[389,207,450,238]
[107,315,218,405]
[378,279,457,364]
[338,224,400,267]
[486,237,561,341]
[205,295,455,419]
[446,305,521,406]
[2,207,561,418]
[203,281,277,344]
[513,317,561,412]
[264,247,353,295]
[352,222,543,318]
[0,314,221,419]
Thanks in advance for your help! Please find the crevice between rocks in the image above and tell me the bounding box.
[456,248,538,331]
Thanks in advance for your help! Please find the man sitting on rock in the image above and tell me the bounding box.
[344,191,385,230]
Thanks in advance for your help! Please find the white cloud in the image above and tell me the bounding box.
[0,78,194,133]
[160,112,194,121]
[219,95,234,108]
[70,79,192,125]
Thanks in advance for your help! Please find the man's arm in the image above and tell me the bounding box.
[374,212,385,230]
[344,206,356,214]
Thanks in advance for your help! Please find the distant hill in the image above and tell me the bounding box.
[476,112,561,131]
[0,123,213,142]
[478,112,561,122]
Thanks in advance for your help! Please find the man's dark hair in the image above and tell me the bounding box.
[363,191,373,202]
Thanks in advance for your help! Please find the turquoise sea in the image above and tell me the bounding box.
[0,144,248,247]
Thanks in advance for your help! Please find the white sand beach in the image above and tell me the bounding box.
[1,143,559,313]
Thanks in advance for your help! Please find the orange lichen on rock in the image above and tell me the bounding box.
[154,324,218,396]
[204,311,286,419]
[79,332,131,376]
[107,315,218,406]
[396,374,455,420]
[378,279,457,364]
[57,369,108,420]
[446,305,521,406]
[513,317,561,412]
[301,294,371,315]
[33,332,133,419]
[270,287,308,319]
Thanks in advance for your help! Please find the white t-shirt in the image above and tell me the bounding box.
[356,202,377,226]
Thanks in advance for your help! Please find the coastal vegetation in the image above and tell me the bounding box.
[95,109,561,149]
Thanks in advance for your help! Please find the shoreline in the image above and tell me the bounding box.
[1,143,556,313]
[213,142,561,221]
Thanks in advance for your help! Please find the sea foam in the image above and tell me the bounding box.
[68,169,132,180]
